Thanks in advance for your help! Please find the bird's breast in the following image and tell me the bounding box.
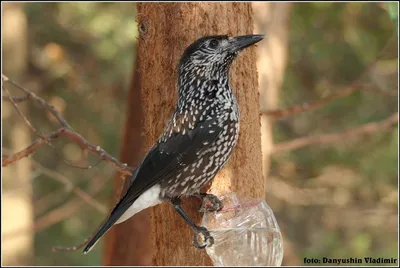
[159,93,240,198]
[161,118,239,198]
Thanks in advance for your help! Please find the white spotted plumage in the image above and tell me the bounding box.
[82,34,264,254]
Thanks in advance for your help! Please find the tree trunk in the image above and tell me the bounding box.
[104,3,264,265]
[253,2,293,266]
[253,2,292,183]
[2,3,33,266]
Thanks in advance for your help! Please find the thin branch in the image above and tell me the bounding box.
[261,34,398,222]
[52,236,92,253]
[2,74,132,251]
[32,161,108,214]
[2,72,136,253]
[2,84,39,134]
[2,129,61,166]
[3,199,83,242]
[2,127,133,176]
[2,95,31,103]
[2,78,65,161]
[261,34,397,119]
[3,173,108,242]
[34,167,107,216]
[261,81,364,118]
[2,147,107,215]
[52,177,119,253]
[59,156,103,170]
[273,112,398,153]
[262,83,398,118]
[52,205,114,253]
[2,74,134,177]
[3,74,71,128]
[362,85,399,97]
[3,76,94,170]
[35,189,71,215]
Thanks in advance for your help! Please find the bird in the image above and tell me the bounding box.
[83,34,264,254]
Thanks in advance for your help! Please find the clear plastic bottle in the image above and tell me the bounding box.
[201,192,283,266]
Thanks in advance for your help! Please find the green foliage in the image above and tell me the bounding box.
[385,2,398,34]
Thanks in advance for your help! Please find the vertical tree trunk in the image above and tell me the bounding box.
[104,3,264,265]
[253,2,292,183]
[2,2,32,266]
[253,2,293,265]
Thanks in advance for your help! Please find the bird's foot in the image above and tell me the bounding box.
[193,226,214,249]
[197,193,224,213]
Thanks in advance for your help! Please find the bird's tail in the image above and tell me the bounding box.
[82,203,129,254]
[83,168,141,254]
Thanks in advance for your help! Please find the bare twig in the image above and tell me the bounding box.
[2,127,133,176]
[2,84,39,134]
[261,34,397,119]
[3,173,108,242]
[261,83,398,118]
[362,86,398,97]
[2,74,134,177]
[273,112,398,153]
[51,206,115,253]
[2,74,133,251]
[3,199,84,242]
[32,161,107,214]
[52,177,119,253]
[52,236,92,253]
[2,147,107,214]
[35,189,71,215]
[3,78,73,169]
[34,168,107,216]
[3,74,71,128]
[2,129,61,166]
[3,81,78,170]
[261,82,364,118]
[2,95,31,103]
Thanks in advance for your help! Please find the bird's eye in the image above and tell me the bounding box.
[208,39,219,49]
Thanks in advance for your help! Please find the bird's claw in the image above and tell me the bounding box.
[193,226,214,249]
[198,194,224,213]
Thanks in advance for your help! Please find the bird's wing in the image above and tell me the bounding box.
[120,115,223,205]
[83,116,222,253]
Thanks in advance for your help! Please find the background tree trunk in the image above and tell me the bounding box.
[253,3,294,265]
[253,2,292,186]
[253,2,297,265]
[104,3,264,265]
[2,3,33,266]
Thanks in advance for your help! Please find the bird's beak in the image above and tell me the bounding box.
[228,34,265,52]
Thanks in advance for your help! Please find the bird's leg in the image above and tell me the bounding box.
[171,197,214,249]
[193,193,224,213]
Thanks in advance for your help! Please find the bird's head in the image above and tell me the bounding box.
[178,34,264,80]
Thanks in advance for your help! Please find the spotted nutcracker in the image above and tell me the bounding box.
[83,34,264,254]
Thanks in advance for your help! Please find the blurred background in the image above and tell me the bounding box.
[1,2,398,266]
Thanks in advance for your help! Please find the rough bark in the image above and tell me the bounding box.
[104,3,264,265]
